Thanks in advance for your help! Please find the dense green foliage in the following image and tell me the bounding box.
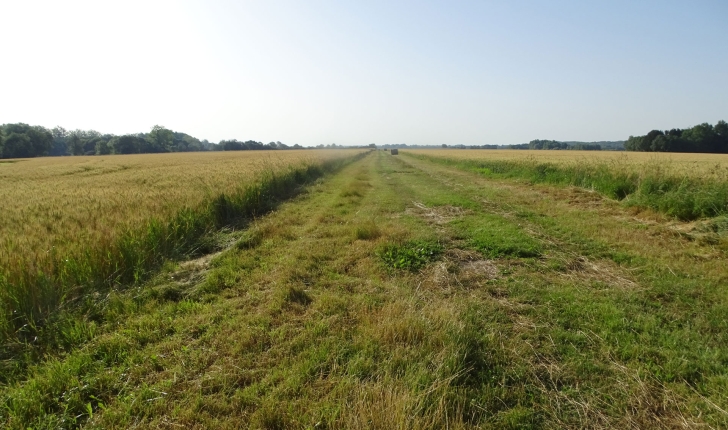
[563,140,625,150]
[0,123,53,158]
[506,141,609,151]
[220,139,301,151]
[529,139,569,150]
[0,123,305,159]
[571,143,602,150]
[443,144,500,149]
[625,120,728,153]
[526,140,603,150]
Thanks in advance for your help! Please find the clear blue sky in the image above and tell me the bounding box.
[1,0,726,146]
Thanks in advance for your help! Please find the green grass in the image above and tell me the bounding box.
[408,152,728,220]
[2,150,728,428]
[376,240,443,271]
[450,215,541,258]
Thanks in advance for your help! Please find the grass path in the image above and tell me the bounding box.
[2,151,726,428]
[397,152,728,427]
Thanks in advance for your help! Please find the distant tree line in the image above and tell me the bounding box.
[526,140,602,150]
[0,123,307,159]
[625,120,728,153]
[443,144,500,149]
[572,143,602,151]
[528,140,569,150]
[219,140,302,151]
[0,123,54,158]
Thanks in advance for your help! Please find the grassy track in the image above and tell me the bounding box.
[2,151,727,428]
[0,151,360,381]
[407,150,728,220]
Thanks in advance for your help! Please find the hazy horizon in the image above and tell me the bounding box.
[2,0,726,146]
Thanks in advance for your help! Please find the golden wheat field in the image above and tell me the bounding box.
[408,149,728,180]
[0,150,355,268]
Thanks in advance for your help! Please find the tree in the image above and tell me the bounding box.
[114,135,142,154]
[626,121,727,153]
[2,131,31,158]
[146,125,174,153]
[625,136,641,151]
[95,140,112,155]
[67,131,85,155]
[650,135,669,152]
[529,139,567,150]
[642,130,664,151]
[221,139,244,151]
[1,123,52,158]
[715,120,728,138]
[715,120,728,152]
[682,123,717,152]
[50,126,68,156]
[172,132,203,152]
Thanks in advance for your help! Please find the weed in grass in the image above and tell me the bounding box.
[376,240,443,271]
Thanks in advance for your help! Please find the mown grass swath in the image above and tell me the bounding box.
[406,151,728,220]
[2,150,728,428]
[0,152,365,377]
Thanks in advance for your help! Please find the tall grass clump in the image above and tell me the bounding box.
[408,153,728,221]
[0,152,367,379]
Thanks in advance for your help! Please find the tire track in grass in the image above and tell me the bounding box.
[0,155,379,429]
[4,151,723,428]
[1,152,509,428]
[398,152,727,428]
[84,152,586,428]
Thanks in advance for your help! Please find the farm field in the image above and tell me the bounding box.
[411,149,728,173]
[2,150,728,428]
[0,150,361,375]
[0,150,355,270]
[407,149,728,222]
